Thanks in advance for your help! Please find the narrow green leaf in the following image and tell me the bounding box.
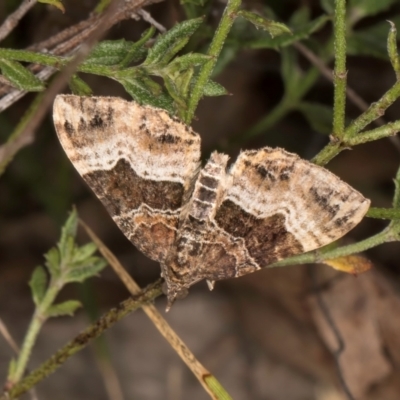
[38,0,65,13]
[119,76,174,112]
[29,266,47,306]
[320,0,334,14]
[289,6,310,27]
[238,11,291,38]
[387,21,400,80]
[247,14,330,50]
[166,53,211,72]
[85,40,144,66]
[119,27,155,68]
[347,16,400,59]
[163,75,187,109]
[44,247,61,278]
[0,59,45,91]
[64,259,107,284]
[71,242,98,263]
[393,164,400,209]
[203,80,228,97]
[69,74,93,96]
[296,102,333,135]
[281,47,302,98]
[46,300,82,317]
[58,209,78,259]
[349,0,398,19]
[144,18,204,67]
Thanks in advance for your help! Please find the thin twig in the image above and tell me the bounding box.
[294,41,400,154]
[80,220,232,400]
[0,0,38,42]
[0,317,19,354]
[136,9,166,32]
[1,282,163,400]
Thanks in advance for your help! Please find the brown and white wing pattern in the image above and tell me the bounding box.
[163,147,370,304]
[53,95,201,263]
[215,147,370,271]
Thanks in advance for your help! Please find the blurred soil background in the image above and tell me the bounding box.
[1,0,400,399]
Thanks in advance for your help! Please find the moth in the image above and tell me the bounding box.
[53,95,370,309]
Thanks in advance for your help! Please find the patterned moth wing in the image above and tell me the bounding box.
[53,95,201,263]
[162,147,370,304]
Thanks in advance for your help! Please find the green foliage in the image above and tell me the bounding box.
[237,10,291,37]
[0,59,44,91]
[37,0,65,13]
[29,266,47,307]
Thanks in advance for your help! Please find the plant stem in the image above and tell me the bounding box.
[184,0,242,124]
[332,0,347,140]
[9,283,60,384]
[311,141,342,166]
[346,120,400,146]
[3,282,163,400]
[269,228,391,268]
[367,207,400,219]
[344,80,400,139]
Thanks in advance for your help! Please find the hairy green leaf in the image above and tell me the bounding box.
[44,247,61,278]
[85,40,145,66]
[71,242,98,263]
[64,259,107,284]
[46,300,82,317]
[29,266,47,306]
[238,11,291,38]
[347,16,400,59]
[166,53,211,72]
[203,80,228,97]
[0,59,45,91]
[247,14,330,50]
[69,74,92,96]
[119,27,155,68]
[58,209,78,260]
[144,18,203,67]
[119,76,174,112]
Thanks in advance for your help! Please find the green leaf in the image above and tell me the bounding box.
[64,258,107,284]
[46,300,82,317]
[289,6,310,27]
[320,0,334,14]
[69,74,92,96]
[203,80,228,97]
[85,40,145,66]
[119,27,155,68]
[296,102,333,135]
[166,53,211,72]
[58,208,78,260]
[44,247,61,278]
[0,59,45,91]
[144,18,204,67]
[349,0,398,19]
[281,47,303,100]
[38,0,65,13]
[119,76,174,112]
[238,11,291,38]
[29,266,47,306]
[71,242,98,263]
[347,16,400,59]
[247,14,330,50]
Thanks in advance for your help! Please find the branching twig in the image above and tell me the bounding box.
[0,0,38,42]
